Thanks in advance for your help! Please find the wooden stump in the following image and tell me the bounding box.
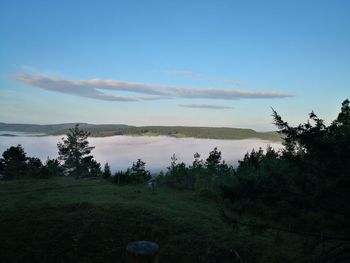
[126,241,159,263]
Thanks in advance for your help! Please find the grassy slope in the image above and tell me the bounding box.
[0,177,302,263]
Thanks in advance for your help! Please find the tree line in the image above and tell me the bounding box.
[1,99,349,197]
[0,124,153,182]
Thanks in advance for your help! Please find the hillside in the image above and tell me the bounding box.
[0,122,281,141]
[0,177,306,263]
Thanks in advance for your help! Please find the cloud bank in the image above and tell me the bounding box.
[179,104,234,109]
[15,73,295,102]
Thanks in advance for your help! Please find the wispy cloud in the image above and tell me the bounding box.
[15,73,295,102]
[179,104,234,109]
[15,74,139,101]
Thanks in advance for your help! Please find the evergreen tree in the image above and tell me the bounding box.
[130,159,151,182]
[26,157,43,178]
[102,162,112,178]
[192,152,204,169]
[45,158,64,177]
[169,154,178,170]
[206,147,222,174]
[223,99,350,244]
[57,124,100,178]
[0,145,27,180]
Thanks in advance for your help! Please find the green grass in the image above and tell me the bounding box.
[0,177,306,263]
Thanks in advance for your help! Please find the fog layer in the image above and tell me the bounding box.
[0,133,281,172]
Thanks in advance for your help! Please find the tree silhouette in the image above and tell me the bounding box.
[223,99,350,255]
[57,124,99,178]
[206,147,222,174]
[0,145,27,179]
[45,158,64,177]
[102,162,112,178]
[129,159,150,182]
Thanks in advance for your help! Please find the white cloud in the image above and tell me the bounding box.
[15,73,295,102]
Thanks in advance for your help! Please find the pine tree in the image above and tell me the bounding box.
[57,124,99,178]
[206,147,222,173]
[0,145,27,179]
[102,162,112,178]
[130,159,151,182]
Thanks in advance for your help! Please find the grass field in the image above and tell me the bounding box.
[0,177,305,263]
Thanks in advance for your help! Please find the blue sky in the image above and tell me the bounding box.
[0,0,349,130]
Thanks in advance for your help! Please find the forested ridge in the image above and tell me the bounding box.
[0,122,280,141]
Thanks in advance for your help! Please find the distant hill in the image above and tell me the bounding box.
[0,122,281,141]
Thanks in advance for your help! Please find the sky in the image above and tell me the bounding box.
[0,0,349,131]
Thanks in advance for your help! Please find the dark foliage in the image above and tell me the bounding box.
[0,145,28,179]
[159,149,234,196]
[57,124,101,178]
[111,170,130,185]
[0,145,64,179]
[45,158,64,177]
[26,157,45,178]
[161,154,194,189]
[110,159,151,185]
[222,99,350,261]
[129,159,151,183]
[102,162,112,178]
[206,147,222,173]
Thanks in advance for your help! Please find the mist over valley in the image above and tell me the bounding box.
[0,132,281,172]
